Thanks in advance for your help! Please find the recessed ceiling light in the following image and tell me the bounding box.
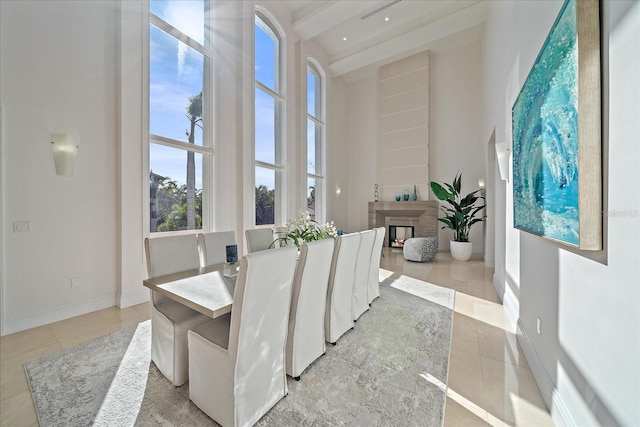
[384,17,390,22]
[342,37,347,41]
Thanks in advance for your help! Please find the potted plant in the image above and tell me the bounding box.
[430,173,486,261]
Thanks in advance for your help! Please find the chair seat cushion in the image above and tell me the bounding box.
[403,237,438,262]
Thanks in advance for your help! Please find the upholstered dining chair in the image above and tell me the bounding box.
[245,228,274,253]
[188,246,298,427]
[197,231,236,267]
[285,238,335,380]
[367,227,386,304]
[144,235,210,386]
[325,232,361,344]
[352,229,375,321]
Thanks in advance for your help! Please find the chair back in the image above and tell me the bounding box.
[368,227,386,303]
[325,232,361,343]
[245,228,275,253]
[196,231,236,267]
[144,234,200,306]
[228,246,298,401]
[353,229,375,320]
[286,238,335,377]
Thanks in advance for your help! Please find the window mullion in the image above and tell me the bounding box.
[150,15,213,58]
[307,114,324,127]
[256,160,284,172]
[150,134,213,156]
[255,81,283,102]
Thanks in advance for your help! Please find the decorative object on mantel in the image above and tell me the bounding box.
[412,185,418,201]
[403,190,410,201]
[430,173,486,261]
[272,210,337,248]
[374,184,379,202]
[395,194,401,201]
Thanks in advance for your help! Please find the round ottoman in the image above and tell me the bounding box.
[403,237,438,262]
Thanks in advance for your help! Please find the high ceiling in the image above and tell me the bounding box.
[276,0,487,77]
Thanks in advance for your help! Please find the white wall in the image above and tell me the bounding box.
[430,39,485,253]
[345,71,378,233]
[328,76,349,232]
[484,1,640,426]
[378,52,430,203]
[0,1,120,334]
[338,39,484,242]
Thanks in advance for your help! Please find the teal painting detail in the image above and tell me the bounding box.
[512,0,580,246]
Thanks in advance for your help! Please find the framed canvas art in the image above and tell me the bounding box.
[512,0,601,250]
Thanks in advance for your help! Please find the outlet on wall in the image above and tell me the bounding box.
[71,278,79,289]
[536,317,541,335]
[13,221,31,233]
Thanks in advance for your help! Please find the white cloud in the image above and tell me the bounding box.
[177,42,187,80]
[166,1,204,44]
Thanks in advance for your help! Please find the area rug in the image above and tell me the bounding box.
[25,275,454,426]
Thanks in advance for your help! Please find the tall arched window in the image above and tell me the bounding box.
[306,61,325,222]
[254,12,284,227]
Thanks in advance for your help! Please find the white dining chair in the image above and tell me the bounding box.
[285,238,334,380]
[245,228,275,253]
[324,232,361,344]
[188,246,298,427]
[352,229,375,321]
[144,235,210,386]
[368,227,386,304]
[197,231,236,267]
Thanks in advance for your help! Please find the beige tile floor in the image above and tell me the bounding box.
[0,249,554,426]
[380,249,554,426]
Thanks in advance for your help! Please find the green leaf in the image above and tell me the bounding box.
[453,173,461,194]
[437,217,454,229]
[430,182,452,201]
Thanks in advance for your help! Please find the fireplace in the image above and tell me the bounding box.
[389,225,414,248]
[368,201,438,247]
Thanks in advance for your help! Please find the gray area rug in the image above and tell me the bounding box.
[25,276,454,427]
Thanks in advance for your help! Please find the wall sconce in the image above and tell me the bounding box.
[51,133,79,176]
[335,185,342,200]
[495,141,511,181]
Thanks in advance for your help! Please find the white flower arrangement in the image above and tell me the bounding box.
[275,210,338,248]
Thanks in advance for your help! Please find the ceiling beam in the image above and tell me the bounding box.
[292,1,379,41]
[329,1,487,77]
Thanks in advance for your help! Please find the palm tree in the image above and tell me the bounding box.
[185,92,202,230]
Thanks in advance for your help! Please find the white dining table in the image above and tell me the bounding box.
[143,263,238,319]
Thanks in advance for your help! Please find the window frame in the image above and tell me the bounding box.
[148,2,214,235]
[306,60,325,224]
[253,11,285,228]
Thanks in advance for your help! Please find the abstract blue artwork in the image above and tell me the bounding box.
[512,0,601,249]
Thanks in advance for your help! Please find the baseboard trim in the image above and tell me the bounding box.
[494,271,519,328]
[118,288,149,309]
[516,319,575,427]
[493,272,505,302]
[2,293,117,336]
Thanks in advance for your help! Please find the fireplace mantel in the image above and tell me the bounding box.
[368,201,439,247]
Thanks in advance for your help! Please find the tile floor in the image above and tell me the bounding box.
[0,249,554,426]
